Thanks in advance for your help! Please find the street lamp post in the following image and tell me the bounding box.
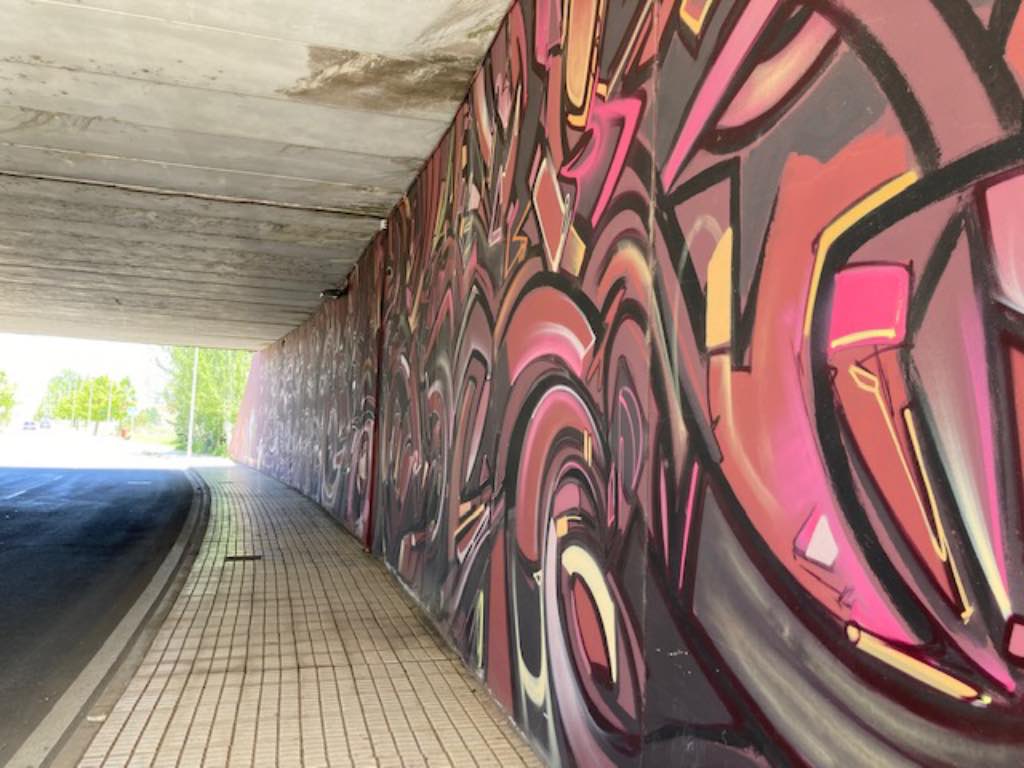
[186,347,199,457]
[87,378,95,433]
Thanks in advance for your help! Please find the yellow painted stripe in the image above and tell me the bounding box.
[803,171,919,337]
[829,328,898,350]
[847,623,984,702]
[903,409,977,621]
[902,409,949,560]
[705,227,734,349]
[455,504,485,539]
[564,0,602,127]
[556,514,583,538]
[680,0,716,34]
[848,364,940,555]
[848,365,974,619]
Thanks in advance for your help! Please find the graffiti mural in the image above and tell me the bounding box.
[232,236,384,540]
[235,0,1024,764]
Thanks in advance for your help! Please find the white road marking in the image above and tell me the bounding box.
[2,475,63,501]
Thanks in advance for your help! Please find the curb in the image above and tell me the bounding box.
[9,469,211,768]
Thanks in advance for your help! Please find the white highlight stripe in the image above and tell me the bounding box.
[2,475,62,501]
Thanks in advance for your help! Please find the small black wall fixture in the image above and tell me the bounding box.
[320,277,350,300]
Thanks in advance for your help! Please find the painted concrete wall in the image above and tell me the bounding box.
[234,1,1024,765]
[233,238,384,539]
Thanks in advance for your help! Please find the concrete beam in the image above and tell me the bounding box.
[0,0,510,348]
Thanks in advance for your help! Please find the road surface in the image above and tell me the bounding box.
[0,466,192,764]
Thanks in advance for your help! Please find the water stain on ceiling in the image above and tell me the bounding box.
[284,46,479,116]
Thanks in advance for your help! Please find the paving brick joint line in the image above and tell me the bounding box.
[78,466,541,768]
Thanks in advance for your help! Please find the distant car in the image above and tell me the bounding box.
[21,420,37,431]
[39,418,52,429]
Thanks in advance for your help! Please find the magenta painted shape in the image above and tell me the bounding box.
[561,95,643,226]
[660,0,781,189]
[1008,617,1024,660]
[828,264,910,350]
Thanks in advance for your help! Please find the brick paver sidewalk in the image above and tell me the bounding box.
[79,466,540,767]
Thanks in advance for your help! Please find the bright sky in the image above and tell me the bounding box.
[0,333,168,421]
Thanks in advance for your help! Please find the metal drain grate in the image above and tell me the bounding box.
[224,554,262,562]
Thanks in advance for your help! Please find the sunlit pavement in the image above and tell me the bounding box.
[0,426,234,471]
[77,464,539,768]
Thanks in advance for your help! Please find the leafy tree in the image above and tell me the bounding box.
[0,371,15,427]
[36,369,81,421]
[37,370,136,428]
[94,376,137,424]
[163,347,251,456]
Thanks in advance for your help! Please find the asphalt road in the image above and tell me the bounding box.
[0,467,192,765]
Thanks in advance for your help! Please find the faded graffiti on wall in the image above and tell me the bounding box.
[235,0,1024,765]
[232,238,384,539]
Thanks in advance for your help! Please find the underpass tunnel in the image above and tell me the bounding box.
[4,1,1024,767]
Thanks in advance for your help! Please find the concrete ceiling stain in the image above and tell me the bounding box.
[284,46,477,113]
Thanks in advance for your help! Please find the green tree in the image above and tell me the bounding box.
[163,347,251,456]
[37,371,137,427]
[36,369,81,421]
[0,371,15,427]
[113,377,138,424]
[92,375,137,424]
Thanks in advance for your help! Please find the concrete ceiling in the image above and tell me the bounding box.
[0,0,509,349]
